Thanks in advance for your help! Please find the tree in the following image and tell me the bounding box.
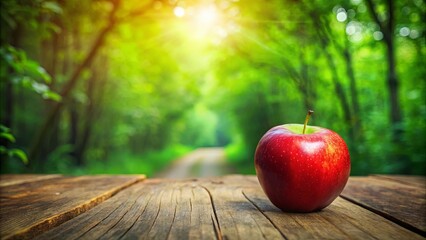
[365,0,409,171]
[28,0,158,163]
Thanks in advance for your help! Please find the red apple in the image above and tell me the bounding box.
[254,111,350,212]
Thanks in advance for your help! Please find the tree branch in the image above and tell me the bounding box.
[364,0,383,30]
[119,0,158,22]
[365,0,391,44]
[29,0,161,163]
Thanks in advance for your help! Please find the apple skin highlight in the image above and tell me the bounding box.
[254,124,351,213]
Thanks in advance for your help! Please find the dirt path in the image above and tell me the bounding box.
[156,147,232,178]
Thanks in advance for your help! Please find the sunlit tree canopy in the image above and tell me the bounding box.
[1,0,425,176]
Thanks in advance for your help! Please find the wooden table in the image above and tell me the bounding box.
[0,174,425,239]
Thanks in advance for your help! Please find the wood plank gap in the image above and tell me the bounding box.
[7,176,145,240]
[241,190,288,240]
[339,194,426,237]
[200,185,223,240]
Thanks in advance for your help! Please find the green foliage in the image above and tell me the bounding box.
[0,125,28,165]
[0,0,63,43]
[0,45,61,101]
[225,134,254,174]
[72,145,192,177]
[0,0,424,176]
[0,44,61,169]
[211,0,425,175]
[179,104,219,147]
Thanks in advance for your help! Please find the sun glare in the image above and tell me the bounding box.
[195,6,219,27]
[174,6,185,18]
[173,4,236,43]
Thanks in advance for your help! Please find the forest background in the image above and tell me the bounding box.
[0,0,425,176]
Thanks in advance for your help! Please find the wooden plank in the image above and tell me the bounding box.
[36,179,219,240]
[341,176,426,236]
[34,175,423,240]
[372,174,426,189]
[235,176,423,240]
[202,177,284,240]
[35,179,155,240]
[0,175,145,240]
[0,174,62,187]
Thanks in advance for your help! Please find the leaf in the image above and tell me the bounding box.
[42,91,62,102]
[0,14,17,29]
[31,81,49,94]
[42,2,63,14]
[0,50,14,66]
[0,132,16,143]
[0,125,10,133]
[45,22,62,34]
[37,66,52,83]
[0,146,7,154]
[9,149,29,165]
[20,76,33,88]
[22,60,43,77]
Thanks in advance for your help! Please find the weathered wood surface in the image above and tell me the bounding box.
[373,174,426,189]
[0,174,424,240]
[0,174,145,239]
[0,174,62,187]
[341,175,426,235]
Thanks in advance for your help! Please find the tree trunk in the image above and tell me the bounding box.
[324,49,355,143]
[385,32,403,140]
[309,11,354,144]
[299,50,314,110]
[365,0,407,172]
[2,80,13,129]
[4,25,23,127]
[73,55,109,165]
[69,100,80,165]
[74,66,98,163]
[343,44,362,140]
[27,0,158,164]
[1,25,22,149]
[45,13,63,159]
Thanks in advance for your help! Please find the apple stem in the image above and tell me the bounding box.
[303,110,314,134]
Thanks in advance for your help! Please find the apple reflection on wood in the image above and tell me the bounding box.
[254,110,351,213]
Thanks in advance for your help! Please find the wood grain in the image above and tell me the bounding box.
[236,176,423,240]
[373,174,426,189]
[33,175,423,240]
[341,176,426,236]
[0,174,62,187]
[36,179,219,240]
[0,175,145,240]
[202,177,284,240]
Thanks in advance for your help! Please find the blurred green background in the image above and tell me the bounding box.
[0,0,425,176]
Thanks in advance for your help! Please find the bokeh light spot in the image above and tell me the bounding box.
[337,12,347,22]
[399,27,410,37]
[373,31,383,41]
[174,6,185,18]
